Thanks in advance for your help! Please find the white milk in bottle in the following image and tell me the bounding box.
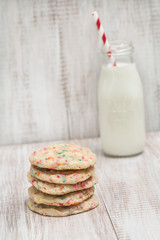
[98,41,145,156]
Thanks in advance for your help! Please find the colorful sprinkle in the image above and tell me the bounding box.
[72,149,79,152]
[62,178,66,183]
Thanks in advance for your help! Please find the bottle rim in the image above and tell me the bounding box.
[102,40,134,57]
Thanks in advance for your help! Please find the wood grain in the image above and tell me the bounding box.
[0,0,160,145]
[96,138,160,240]
[1,132,160,239]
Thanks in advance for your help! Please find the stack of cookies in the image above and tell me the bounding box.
[27,144,98,217]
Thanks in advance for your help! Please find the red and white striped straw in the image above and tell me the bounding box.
[92,11,116,67]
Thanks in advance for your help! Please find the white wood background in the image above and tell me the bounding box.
[0,0,160,145]
[1,132,160,240]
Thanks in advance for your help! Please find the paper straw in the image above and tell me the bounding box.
[92,11,117,67]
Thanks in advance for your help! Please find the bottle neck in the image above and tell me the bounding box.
[102,41,134,67]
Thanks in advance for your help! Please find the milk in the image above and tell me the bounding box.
[98,63,145,156]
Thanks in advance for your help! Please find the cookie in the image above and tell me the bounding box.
[28,194,98,217]
[27,172,98,195]
[29,144,97,170]
[30,165,94,184]
[28,186,94,206]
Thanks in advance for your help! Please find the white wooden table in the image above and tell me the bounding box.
[1,132,160,240]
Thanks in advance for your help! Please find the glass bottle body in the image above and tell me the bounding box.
[98,42,145,156]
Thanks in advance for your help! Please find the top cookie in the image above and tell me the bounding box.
[29,144,97,170]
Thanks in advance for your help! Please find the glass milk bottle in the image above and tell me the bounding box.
[98,41,145,156]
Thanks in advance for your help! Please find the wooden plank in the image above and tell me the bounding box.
[0,140,117,240]
[0,0,160,145]
[95,133,160,240]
